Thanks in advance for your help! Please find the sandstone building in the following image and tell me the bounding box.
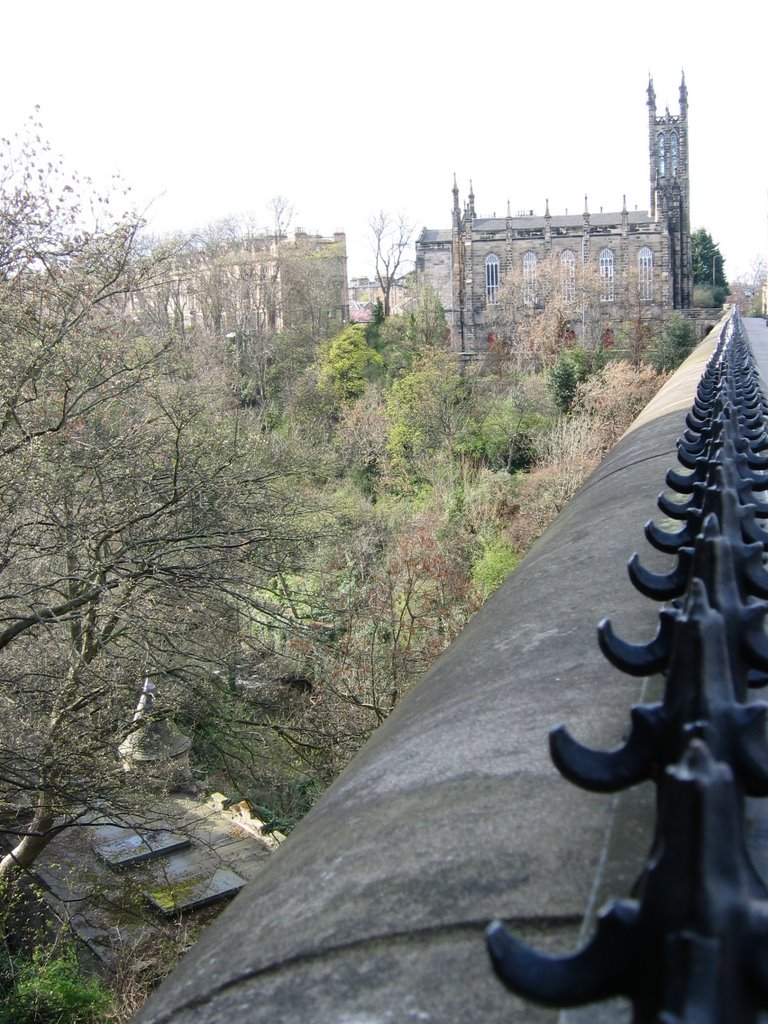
[416,75,692,353]
[133,229,348,342]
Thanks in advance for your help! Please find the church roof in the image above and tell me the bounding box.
[418,228,452,243]
[418,211,655,245]
[473,210,654,229]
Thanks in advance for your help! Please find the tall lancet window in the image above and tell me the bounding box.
[599,248,615,302]
[638,247,653,301]
[670,131,679,176]
[485,253,500,304]
[657,132,666,176]
[561,250,576,302]
[523,251,537,305]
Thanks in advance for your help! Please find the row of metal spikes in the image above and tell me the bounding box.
[486,311,768,1022]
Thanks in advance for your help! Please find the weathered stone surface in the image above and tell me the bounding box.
[93,826,191,867]
[143,866,246,916]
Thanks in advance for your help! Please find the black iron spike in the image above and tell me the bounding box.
[667,460,710,494]
[658,489,700,521]
[627,548,695,601]
[549,704,663,792]
[597,608,677,676]
[645,516,698,554]
[487,901,637,1008]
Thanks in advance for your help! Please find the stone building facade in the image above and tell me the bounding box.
[133,230,349,340]
[416,75,692,352]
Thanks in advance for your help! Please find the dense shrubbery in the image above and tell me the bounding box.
[648,313,696,371]
[0,945,113,1024]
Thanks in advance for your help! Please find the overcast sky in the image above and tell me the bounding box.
[3,1,766,281]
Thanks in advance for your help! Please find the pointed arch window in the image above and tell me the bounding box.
[669,131,679,176]
[638,246,653,301]
[657,132,666,176]
[485,253,500,304]
[599,248,615,302]
[523,251,537,305]
[561,250,576,302]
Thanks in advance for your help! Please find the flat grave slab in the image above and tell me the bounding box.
[143,866,246,916]
[93,826,191,867]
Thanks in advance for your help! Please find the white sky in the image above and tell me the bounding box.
[3,0,766,281]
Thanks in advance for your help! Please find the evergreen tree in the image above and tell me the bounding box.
[691,228,728,291]
[317,324,383,404]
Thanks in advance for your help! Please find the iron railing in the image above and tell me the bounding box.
[487,310,768,1022]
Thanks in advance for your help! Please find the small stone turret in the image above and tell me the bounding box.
[118,679,195,792]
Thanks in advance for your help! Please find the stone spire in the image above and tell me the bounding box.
[648,76,659,217]
[679,70,688,114]
[647,74,656,112]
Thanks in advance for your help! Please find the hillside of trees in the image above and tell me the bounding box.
[0,126,694,1020]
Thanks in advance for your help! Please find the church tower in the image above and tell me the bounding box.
[648,73,693,308]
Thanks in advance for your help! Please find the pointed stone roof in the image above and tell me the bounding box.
[118,680,192,763]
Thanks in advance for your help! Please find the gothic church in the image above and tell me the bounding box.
[415,75,692,352]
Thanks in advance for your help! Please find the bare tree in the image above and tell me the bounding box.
[486,254,607,372]
[0,139,318,880]
[266,194,294,241]
[369,211,414,317]
[729,256,767,317]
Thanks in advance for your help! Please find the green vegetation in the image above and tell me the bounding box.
[648,313,696,372]
[0,945,113,1024]
[472,540,520,599]
[547,346,603,413]
[317,324,383,405]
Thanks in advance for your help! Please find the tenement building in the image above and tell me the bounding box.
[415,75,693,353]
